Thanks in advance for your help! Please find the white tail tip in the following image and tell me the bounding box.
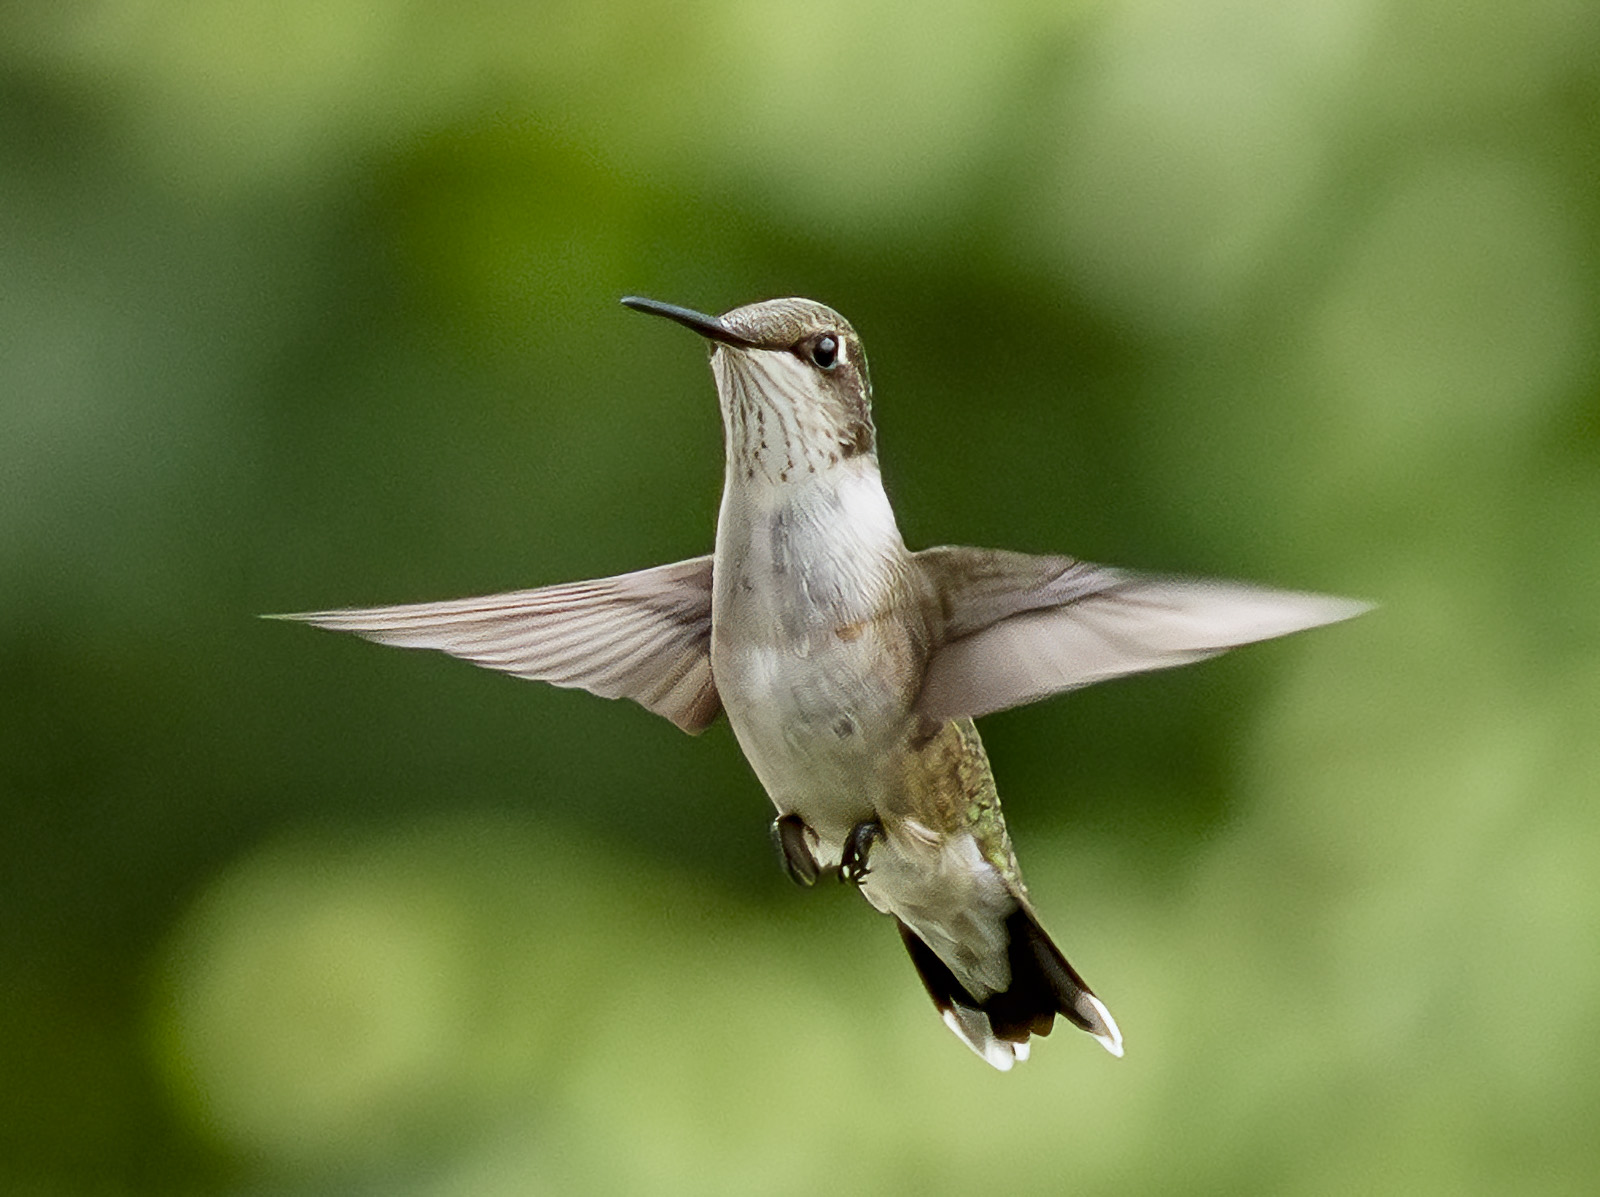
[1086,993,1124,1058]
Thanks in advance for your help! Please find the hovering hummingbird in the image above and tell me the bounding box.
[276,296,1368,1070]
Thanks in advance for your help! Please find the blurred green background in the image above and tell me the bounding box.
[4,1,1599,1193]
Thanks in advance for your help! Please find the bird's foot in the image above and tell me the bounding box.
[772,814,820,887]
[839,819,883,886]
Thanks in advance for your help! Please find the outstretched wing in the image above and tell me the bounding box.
[270,556,720,733]
[915,546,1369,722]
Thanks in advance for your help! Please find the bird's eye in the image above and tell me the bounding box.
[809,335,839,370]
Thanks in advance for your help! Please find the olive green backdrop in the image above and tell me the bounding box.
[4,2,1598,1194]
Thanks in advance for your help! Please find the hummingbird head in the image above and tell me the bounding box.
[622,296,876,483]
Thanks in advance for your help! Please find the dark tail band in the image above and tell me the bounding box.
[897,908,1122,1069]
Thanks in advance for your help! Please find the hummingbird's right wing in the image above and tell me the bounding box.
[914,546,1370,722]
[270,556,721,733]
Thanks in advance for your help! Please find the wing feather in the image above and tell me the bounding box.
[271,555,720,733]
[915,546,1369,722]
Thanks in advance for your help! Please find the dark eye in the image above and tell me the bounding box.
[810,334,839,370]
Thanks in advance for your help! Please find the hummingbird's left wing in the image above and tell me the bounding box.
[913,546,1370,722]
[270,556,721,733]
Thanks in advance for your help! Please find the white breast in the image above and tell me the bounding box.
[710,463,913,854]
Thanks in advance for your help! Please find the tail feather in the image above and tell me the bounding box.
[897,908,1122,1070]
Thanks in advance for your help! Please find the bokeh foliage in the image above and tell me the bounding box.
[4,1,1599,1193]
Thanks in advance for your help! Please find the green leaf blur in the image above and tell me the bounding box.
[4,1,1598,1193]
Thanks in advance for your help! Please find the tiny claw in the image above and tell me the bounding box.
[839,819,883,885]
[772,814,820,887]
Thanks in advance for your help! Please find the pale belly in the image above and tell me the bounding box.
[707,468,1022,998]
[712,627,911,861]
[710,466,922,858]
[711,568,1022,1000]
[716,631,1021,994]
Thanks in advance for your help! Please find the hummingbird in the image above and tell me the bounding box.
[276,296,1368,1070]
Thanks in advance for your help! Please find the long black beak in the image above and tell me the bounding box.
[620,296,760,348]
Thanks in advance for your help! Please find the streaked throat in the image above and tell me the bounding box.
[714,348,872,486]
